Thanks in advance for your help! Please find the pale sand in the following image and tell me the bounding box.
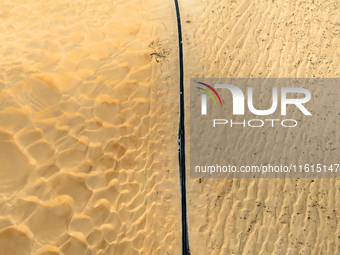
[0,0,181,254]
[181,0,340,254]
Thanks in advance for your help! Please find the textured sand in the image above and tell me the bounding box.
[2,0,340,254]
[181,0,340,254]
[0,0,181,254]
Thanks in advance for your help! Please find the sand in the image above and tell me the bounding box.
[0,0,181,254]
[1,0,339,254]
[180,0,340,254]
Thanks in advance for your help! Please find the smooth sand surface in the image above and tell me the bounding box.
[0,0,181,254]
[181,0,340,254]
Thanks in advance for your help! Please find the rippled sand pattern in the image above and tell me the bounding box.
[181,0,340,254]
[0,1,180,254]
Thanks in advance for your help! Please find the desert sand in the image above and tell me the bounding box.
[181,0,340,254]
[0,0,181,254]
[1,0,340,254]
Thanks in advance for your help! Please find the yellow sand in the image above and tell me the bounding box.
[1,0,339,254]
[0,0,180,254]
[181,0,340,254]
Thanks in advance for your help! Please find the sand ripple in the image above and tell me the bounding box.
[181,0,340,254]
[0,0,180,254]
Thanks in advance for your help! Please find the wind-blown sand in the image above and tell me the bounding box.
[0,0,181,254]
[181,0,340,254]
[1,0,340,254]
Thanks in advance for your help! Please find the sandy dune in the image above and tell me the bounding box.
[180,0,340,254]
[0,0,181,254]
[1,0,340,254]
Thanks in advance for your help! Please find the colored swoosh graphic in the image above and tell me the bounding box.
[196,82,223,106]
[197,87,217,105]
